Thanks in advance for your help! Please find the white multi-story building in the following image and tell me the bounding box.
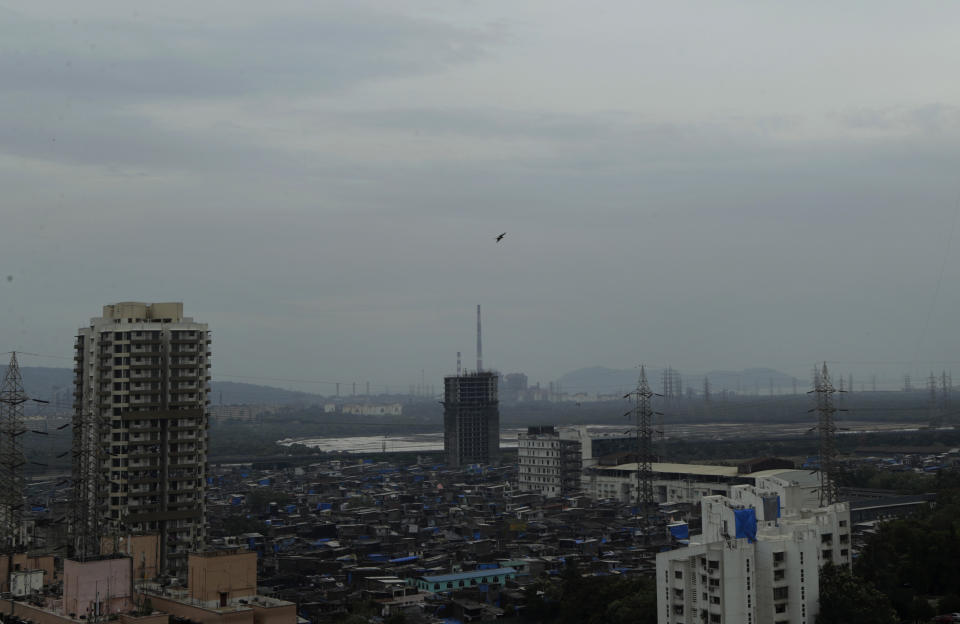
[586,462,741,505]
[517,426,582,497]
[656,471,851,624]
[73,302,210,577]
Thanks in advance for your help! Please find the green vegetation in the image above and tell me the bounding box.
[816,562,898,624]
[839,464,936,494]
[522,562,655,624]
[852,470,960,620]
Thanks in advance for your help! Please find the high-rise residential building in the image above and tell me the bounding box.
[517,426,582,497]
[655,473,851,624]
[442,371,499,467]
[72,302,210,577]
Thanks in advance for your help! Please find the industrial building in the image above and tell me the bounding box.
[443,371,499,467]
[517,426,582,497]
[656,471,851,624]
[72,302,210,576]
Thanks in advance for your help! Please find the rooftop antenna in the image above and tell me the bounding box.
[476,304,483,373]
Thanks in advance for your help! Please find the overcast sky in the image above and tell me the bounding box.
[4,1,960,393]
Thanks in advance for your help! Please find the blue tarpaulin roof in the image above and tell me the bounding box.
[668,523,689,540]
[734,508,757,543]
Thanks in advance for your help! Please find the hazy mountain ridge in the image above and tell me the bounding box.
[8,364,800,407]
[2,366,333,406]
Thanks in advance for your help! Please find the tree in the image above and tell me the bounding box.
[816,563,898,624]
[938,593,960,615]
[909,595,935,623]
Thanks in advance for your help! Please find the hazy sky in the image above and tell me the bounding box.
[4,1,960,393]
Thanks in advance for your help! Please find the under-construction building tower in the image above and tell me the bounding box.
[442,305,500,467]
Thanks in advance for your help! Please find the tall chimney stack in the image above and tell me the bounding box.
[476,304,483,372]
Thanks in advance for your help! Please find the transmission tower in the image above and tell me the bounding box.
[814,363,841,506]
[626,367,656,533]
[661,367,673,401]
[928,372,942,428]
[0,353,27,555]
[941,370,952,411]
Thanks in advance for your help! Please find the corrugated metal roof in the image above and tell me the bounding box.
[748,469,819,484]
[600,462,739,477]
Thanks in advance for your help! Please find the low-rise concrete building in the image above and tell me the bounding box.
[409,567,517,593]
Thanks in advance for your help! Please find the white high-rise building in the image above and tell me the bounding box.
[656,470,851,624]
[73,302,210,577]
[516,426,582,496]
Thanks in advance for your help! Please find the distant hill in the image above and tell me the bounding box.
[556,366,645,396]
[210,381,328,406]
[556,365,798,396]
[0,366,333,407]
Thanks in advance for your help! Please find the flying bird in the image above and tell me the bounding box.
[495,232,506,243]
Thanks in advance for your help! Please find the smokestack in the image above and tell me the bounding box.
[476,304,483,372]
[457,351,461,377]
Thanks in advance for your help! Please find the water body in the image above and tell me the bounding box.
[278,422,930,454]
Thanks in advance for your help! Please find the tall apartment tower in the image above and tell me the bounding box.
[443,371,499,467]
[72,302,210,577]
